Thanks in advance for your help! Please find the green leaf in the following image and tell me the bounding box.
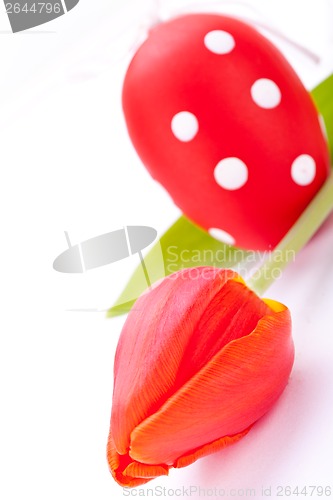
[311,73,333,161]
[108,74,333,318]
[107,217,254,317]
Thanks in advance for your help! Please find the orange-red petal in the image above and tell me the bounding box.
[123,462,169,478]
[111,267,239,455]
[129,302,293,465]
[107,436,169,487]
[175,426,252,468]
[173,279,272,389]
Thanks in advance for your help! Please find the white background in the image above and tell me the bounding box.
[1,1,333,499]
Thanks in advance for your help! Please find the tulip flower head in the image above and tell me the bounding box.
[107,267,294,487]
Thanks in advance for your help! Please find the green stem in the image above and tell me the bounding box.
[248,172,333,296]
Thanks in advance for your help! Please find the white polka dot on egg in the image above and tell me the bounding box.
[214,157,249,191]
[171,111,199,142]
[204,30,235,55]
[209,228,236,246]
[291,154,316,186]
[251,78,282,109]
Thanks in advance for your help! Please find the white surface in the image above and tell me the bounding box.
[0,1,333,499]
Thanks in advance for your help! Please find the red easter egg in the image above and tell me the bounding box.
[122,14,330,250]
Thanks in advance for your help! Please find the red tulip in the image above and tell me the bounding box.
[107,267,294,487]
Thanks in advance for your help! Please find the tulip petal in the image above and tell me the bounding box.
[107,437,153,487]
[111,267,239,454]
[175,426,252,468]
[129,304,293,465]
[123,462,169,478]
[173,279,272,389]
